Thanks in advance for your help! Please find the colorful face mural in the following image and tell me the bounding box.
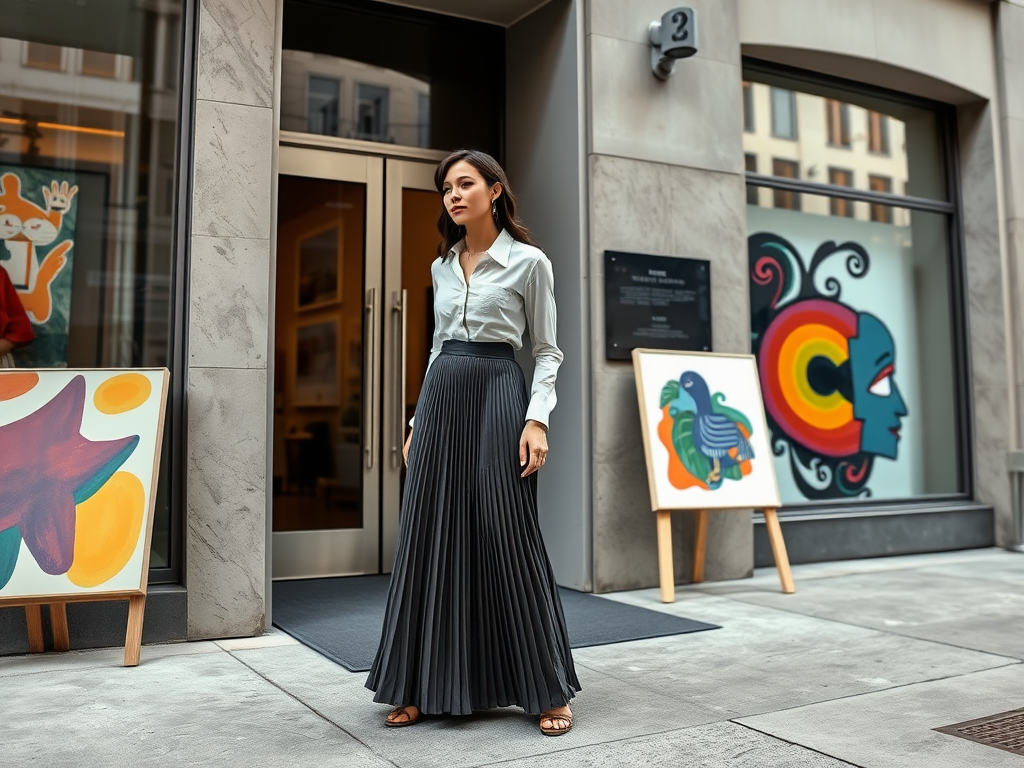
[749,233,907,499]
[657,370,756,491]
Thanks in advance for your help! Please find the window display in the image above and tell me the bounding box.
[745,68,961,506]
[1,1,186,573]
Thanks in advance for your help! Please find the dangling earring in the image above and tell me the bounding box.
[491,199,498,221]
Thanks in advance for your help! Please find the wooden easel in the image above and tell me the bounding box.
[0,367,169,667]
[656,507,795,602]
[4,590,148,666]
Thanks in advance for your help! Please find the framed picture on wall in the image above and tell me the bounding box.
[296,222,343,311]
[293,318,340,406]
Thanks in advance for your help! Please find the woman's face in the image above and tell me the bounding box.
[442,160,500,229]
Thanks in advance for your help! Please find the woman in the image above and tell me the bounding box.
[366,150,580,736]
[0,266,34,368]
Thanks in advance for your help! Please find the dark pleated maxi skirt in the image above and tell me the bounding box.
[365,339,581,716]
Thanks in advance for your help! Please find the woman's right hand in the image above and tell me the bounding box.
[403,429,412,466]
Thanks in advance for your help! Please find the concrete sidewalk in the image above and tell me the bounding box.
[4,548,1023,767]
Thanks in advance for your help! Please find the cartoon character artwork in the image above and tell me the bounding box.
[0,172,77,325]
[657,370,756,491]
[749,232,907,500]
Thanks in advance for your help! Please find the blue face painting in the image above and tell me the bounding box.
[848,313,907,459]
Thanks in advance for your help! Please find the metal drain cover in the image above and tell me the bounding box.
[934,708,1024,755]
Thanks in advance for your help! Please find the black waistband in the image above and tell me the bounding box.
[440,340,515,360]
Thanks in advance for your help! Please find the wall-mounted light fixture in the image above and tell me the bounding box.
[649,7,698,80]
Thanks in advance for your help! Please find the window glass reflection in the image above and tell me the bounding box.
[744,75,947,201]
[282,0,503,156]
[283,50,425,146]
[1,1,185,572]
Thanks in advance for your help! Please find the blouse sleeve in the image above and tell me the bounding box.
[523,254,563,427]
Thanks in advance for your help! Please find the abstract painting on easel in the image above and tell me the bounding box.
[632,349,781,512]
[0,369,168,599]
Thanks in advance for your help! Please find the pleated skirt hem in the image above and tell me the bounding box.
[365,342,581,716]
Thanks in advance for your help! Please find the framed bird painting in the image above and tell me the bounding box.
[633,349,781,511]
[632,350,793,600]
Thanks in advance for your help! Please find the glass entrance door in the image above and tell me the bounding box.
[272,146,438,578]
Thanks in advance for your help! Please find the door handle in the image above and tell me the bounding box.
[364,287,377,469]
[391,289,407,469]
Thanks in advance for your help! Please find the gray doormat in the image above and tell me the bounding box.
[272,575,719,672]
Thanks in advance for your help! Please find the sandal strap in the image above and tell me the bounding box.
[540,713,573,726]
[388,706,416,723]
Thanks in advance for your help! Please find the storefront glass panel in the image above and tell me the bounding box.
[747,192,959,503]
[744,68,962,507]
[743,72,947,203]
[281,0,504,157]
[1,2,186,573]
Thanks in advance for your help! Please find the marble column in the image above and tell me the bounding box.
[586,0,752,591]
[994,0,1024,545]
[186,0,277,638]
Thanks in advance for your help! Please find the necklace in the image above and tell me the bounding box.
[461,247,484,263]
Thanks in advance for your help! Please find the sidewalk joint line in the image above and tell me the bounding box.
[227,651,402,768]
[731,721,865,767]
[710,592,1024,663]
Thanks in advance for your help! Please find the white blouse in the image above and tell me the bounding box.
[413,228,563,428]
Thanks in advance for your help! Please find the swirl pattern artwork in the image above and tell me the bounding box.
[749,232,907,500]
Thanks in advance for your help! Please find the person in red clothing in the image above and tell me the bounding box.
[0,266,34,368]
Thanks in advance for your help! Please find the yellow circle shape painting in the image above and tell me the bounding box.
[94,373,152,414]
[68,472,145,588]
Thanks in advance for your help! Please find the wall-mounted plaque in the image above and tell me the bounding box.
[604,251,711,360]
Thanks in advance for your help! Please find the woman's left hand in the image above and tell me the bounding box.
[519,420,549,478]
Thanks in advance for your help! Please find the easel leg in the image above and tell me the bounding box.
[656,510,675,603]
[50,603,70,652]
[25,605,44,653]
[763,508,795,594]
[691,509,708,584]
[124,594,146,667]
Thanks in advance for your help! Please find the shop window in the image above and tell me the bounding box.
[307,75,340,136]
[868,111,890,155]
[745,154,759,204]
[828,167,854,217]
[745,65,962,509]
[770,87,797,139]
[771,158,800,210]
[869,175,893,222]
[826,99,851,148]
[281,0,503,155]
[743,81,755,133]
[24,41,63,71]
[3,2,188,581]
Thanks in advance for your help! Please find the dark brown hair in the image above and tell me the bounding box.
[434,149,536,259]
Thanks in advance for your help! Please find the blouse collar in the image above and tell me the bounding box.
[448,228,514,268]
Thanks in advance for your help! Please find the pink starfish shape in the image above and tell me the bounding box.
[0,376,139,575]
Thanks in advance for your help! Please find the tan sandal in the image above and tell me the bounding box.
[539,710,573,736]
[385,705,421,728]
